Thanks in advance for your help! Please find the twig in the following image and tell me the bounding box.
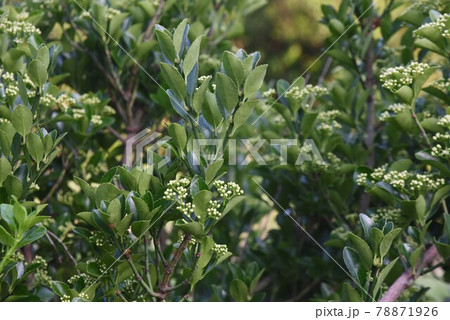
[42,151,73,204]
[107,126,126,143]
[159,234,192,292]
[116,290,128,302]
[125,250,162,300]
[379,245,440,302]
[47,230,79,272]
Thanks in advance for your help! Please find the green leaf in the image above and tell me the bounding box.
[343,282,363,302]
[130,196,150,220]
[401,195,427,222]
[215,73,238,112]
[28,59,48,88]
[0,158,12,186]
[223,51,245,86]
[26,132,44,165]
[192,76,211,114]
[95,183,121,207]
[415,38,446,56]
[155,28,177,64]
[380,228,402,260]
[0,129,11,156]
[415,151,450,175]
[13,202,27,227]
[168,123,187,151]
[160,62,187,100]
[348,233,373,271]
[17,75,29,106]
[131,220,150,237]
[18,226,46,247]
[106,198,122,224]
[173,19,188,57]
[434,239,450,260]
[202,91,222,128]
[51,281,71,298]
[118,167,137,191]
[193,190,213,221]
[0,225,15,247]
[76,211,95,227]
[175,220,204,238]
[116,214,133,236]
[230,279,249,302]
[197,236,215,269]
[395,86,413,104]
[74,177,95,203]
[2,48,25,72]
[0,204,16,234]
[36,45,50,69]
[4,175,23,198]
[205,159,224,184]
[343,246,365,286]
[183,36,202,78]
[244,65,267,99]
[372,258,399,298]
[221,195,245,218]
[410,245,424,270]
[11,105,33,138]
[233,100,256,132]
[359,214,374,238]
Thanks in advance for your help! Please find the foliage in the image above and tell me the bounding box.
[0,0,449,302]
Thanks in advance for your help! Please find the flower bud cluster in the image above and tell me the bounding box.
[214,180,244,199]
[380,62,430,91]
[163,178,191,200]
[212,244,228,255]
[285,84,328,101]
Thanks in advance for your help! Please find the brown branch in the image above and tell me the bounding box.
[159,233,192,293]
[379,245,440,302]
[107,126,126,143]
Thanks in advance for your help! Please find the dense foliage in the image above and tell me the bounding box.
[0,0,449,302]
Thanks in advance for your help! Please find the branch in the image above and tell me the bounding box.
[125,250,162,301]
[159,234,192,292]
[379,245,440,302]
[47,230,79,271]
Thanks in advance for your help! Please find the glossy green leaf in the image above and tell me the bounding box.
[28,59,48,88]
[230,279,249,302]
[380,228,402,260]
[160,62,186,100]
[11,105,33,138]
[223,51,245,86]
[168,123,187,151]
[244,65,267,99]
[215,73,238,112]
[348,233,373,271]
[155,29,177,64]
[183,36,202,77]
[26,132,44,165]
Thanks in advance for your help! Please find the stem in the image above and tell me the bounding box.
[116,290,128,302]
[46,230,79,270]
[125,252,161,300]
[144,236,152,288]
[164,280,189,293]
[159,234,192,292]
[410,101,432,148]
[379,245,439,302]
